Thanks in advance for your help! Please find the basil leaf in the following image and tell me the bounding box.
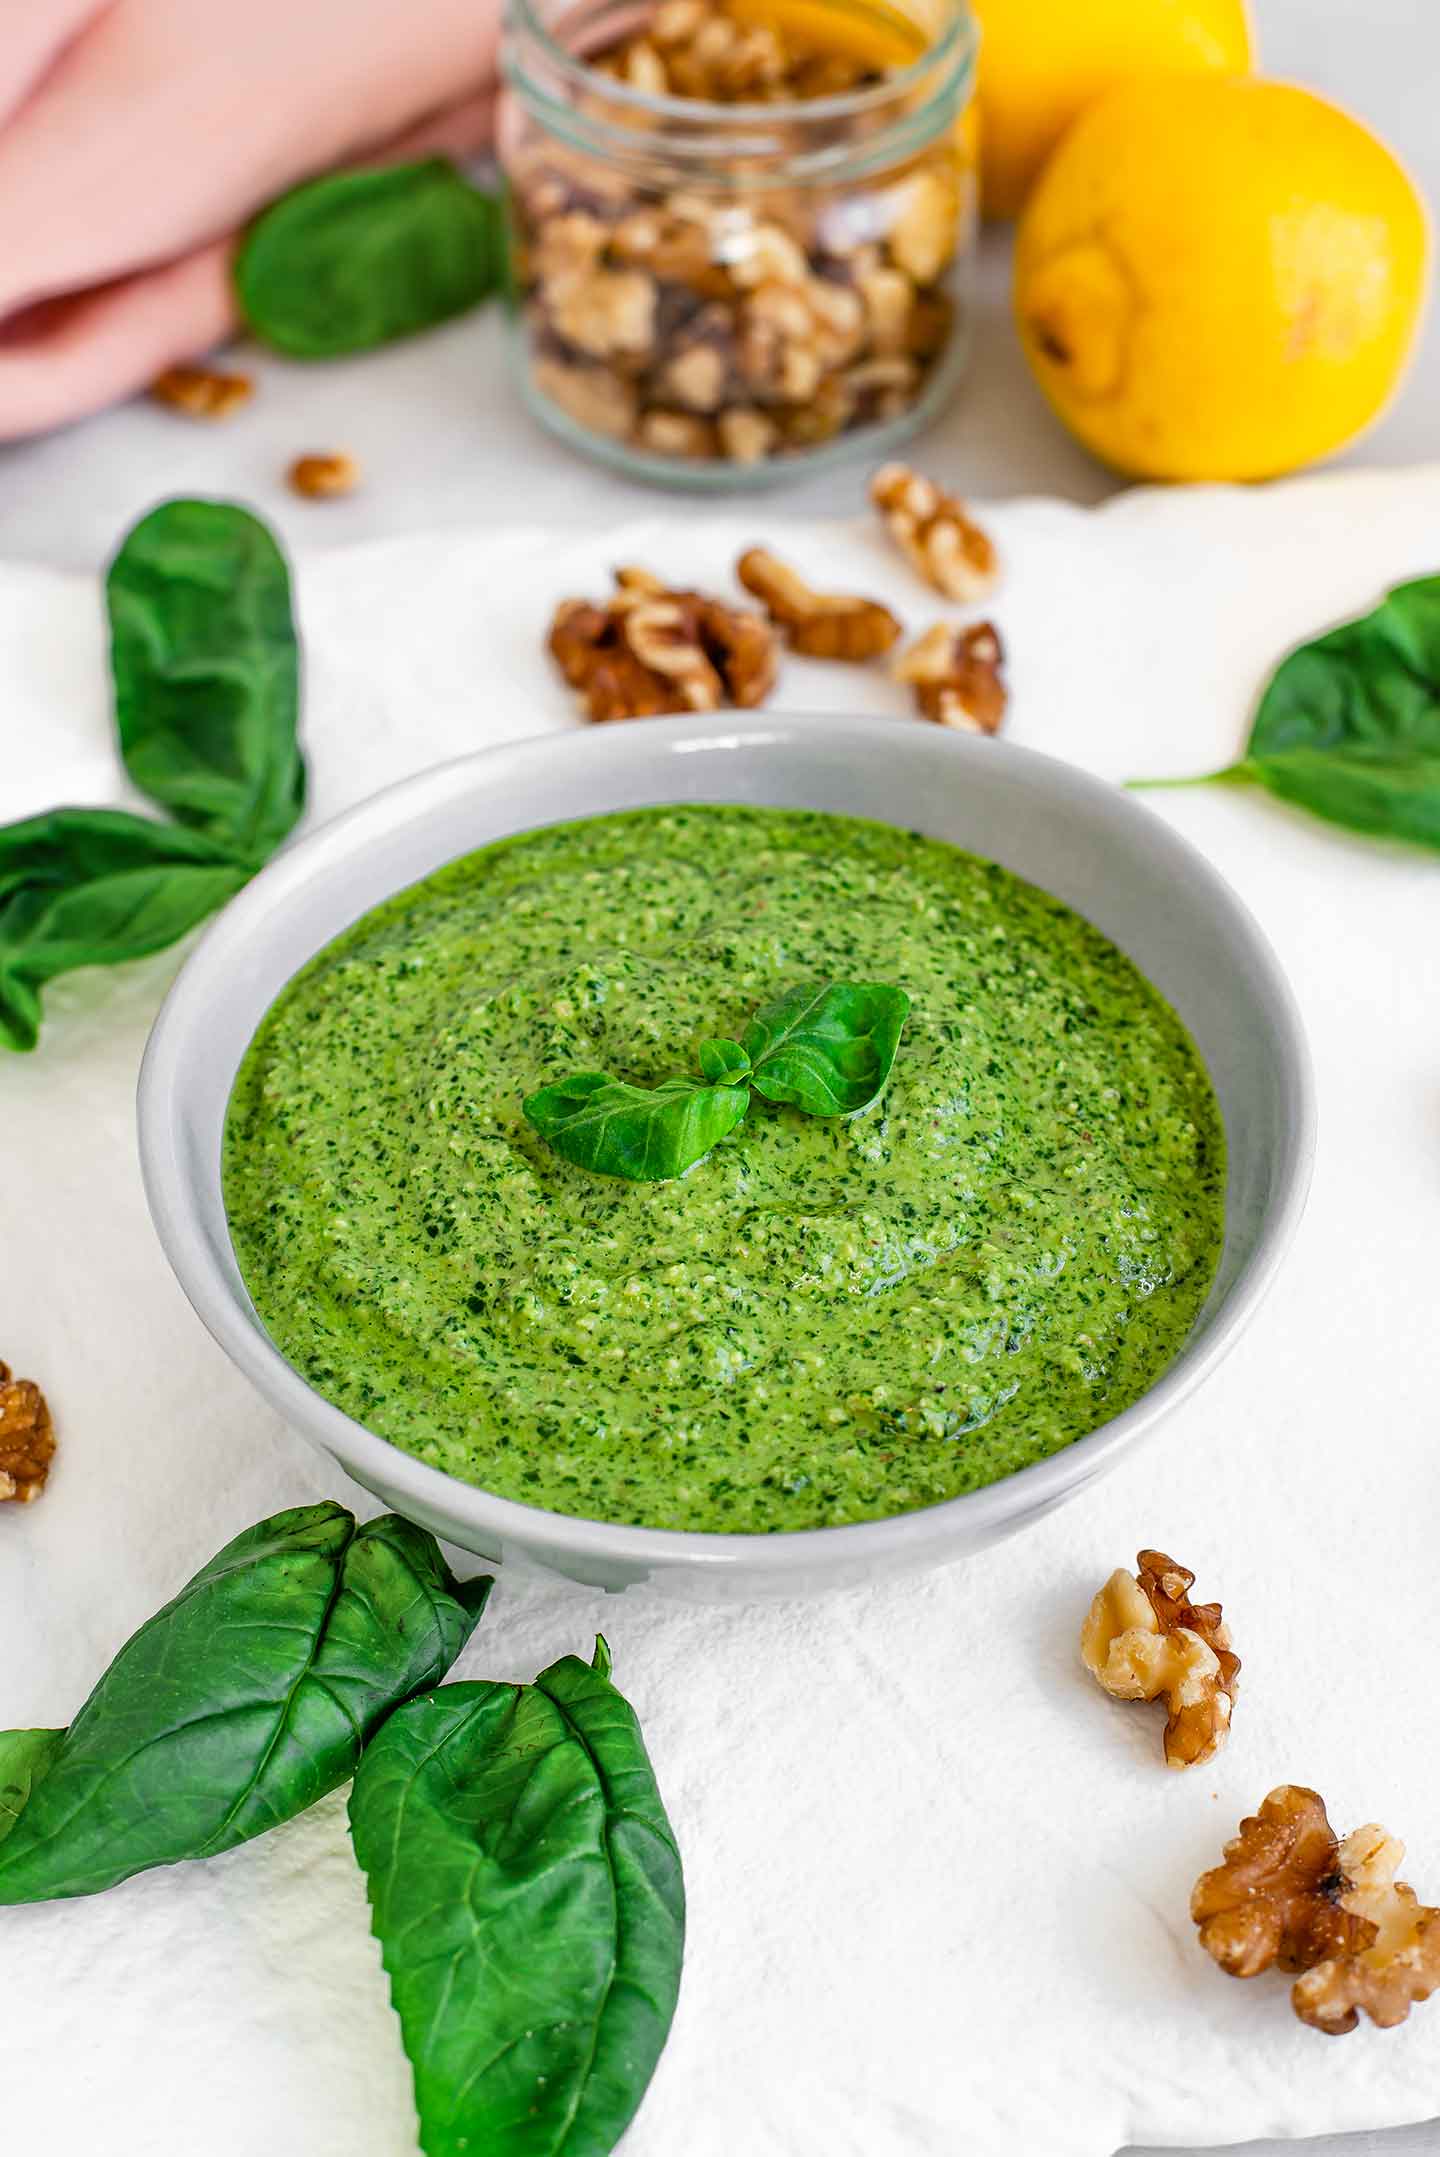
[107,499,304,862]
[743,980,910,1116]
[0,1731,63,1848]
[349,1641,684,2157]
[0,809,252,1052]
[0,1504,490,1904]
[1133,575,1440,850]
[697,1037,751,1083]
[235,159,503,358]
[524,1070,750,1180]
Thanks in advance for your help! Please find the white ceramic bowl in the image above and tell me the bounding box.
[138,715,1313,1599]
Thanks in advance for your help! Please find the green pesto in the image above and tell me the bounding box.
[223,806,1225,1534]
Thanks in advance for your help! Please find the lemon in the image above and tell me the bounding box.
[1014,75,1430,483]
[973,0,1252,219]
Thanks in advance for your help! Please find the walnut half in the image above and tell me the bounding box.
[548,569,776,722]
[1080,1547,1238,1768]
[735,547,900,661]
[0,1362,55,1505]
[1193,1788,1440,2035]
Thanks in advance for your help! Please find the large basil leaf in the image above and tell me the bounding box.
[524,1069,750,1180]
[743,980,910,1116]
[0,1731,63,1846]
[235,160,503,359]
[1133,575,1440,850]
[107,499,304,862]
[0,808,252,1052]
[349,1640,684,2157]
[0,1504,490,1903]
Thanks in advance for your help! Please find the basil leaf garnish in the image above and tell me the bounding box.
[697,1037,751,1083]
[235,159,503,359]
[743,980,911,1116]
[0,1731,63,1848]
[0,809,252,1052]
[108,499,304,863]
[0,1504,491,1904]
[525,981,910,1180]
[349,1640,684,2157]
[523,1070,750,1181]
[1132,573,1440,850]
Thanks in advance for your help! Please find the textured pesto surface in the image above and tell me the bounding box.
[224,806,1225,1533]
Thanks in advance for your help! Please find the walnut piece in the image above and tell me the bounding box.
[1079,1547,1238,1768]
[1193,1790,1440,2035]
[1192,1787,1364,1978]
[736,547,900,661]
[870,462,999,601]
[150,364,254,420]
[548,570,776,722]
[892,621,1008,736]
[0,1362,55,1505]
[1292,1824,1440,2035]
[288,452,361,500]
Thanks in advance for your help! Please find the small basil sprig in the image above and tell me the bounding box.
[524,979,910,1182]
[0,1503,490,1904]
[1131,573,1440,851]
[349,1637,684,2157]
[235,159,504,358]
[2,498,303,1051]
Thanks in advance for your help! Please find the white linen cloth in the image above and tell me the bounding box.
[3,465,1440,2157]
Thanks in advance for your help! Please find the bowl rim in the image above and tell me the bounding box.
[137,713,1316,1575]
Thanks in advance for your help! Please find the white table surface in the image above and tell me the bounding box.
[2,1,1435,2150]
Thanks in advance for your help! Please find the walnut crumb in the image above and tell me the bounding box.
[548,569,776,722]
[287,452,361,500]
[870,462,998,601]
[150,364,254,420]
[0,1361,55,1505]
[1193,1788,1440,2035]
[892,621,1007,735]
[1080,1548,1238,1768]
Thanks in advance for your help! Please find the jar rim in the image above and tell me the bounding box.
[502,0,977,156]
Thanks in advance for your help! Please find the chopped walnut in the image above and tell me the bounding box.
[870,462,999,601]
[886,170,960,285]
[0,1362,54,1505]
[548,570,776,722]
[1293,1825,1440,2034]
[532,356,638,442]
[717,407,777,463]
[1193,1787,1371,1978]
[1080,1548,1238,1768]
[893,622,1008,737]
[288,453,360,500]
[1194,1790,1440,2035]
[736,547,900,661]
[150,363,254,421]
[550,264,657,360]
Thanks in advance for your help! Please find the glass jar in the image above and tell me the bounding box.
[498,0,979,487]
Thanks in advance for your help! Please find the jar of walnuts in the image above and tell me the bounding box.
[498,0,978,484]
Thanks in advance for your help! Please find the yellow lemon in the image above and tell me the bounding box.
[973,0,1253,219]
[1014,75,1430,483]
